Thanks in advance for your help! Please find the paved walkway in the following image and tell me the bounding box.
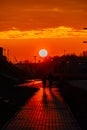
[1,85,81,130]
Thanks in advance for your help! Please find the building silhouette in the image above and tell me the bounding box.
[0,47,3,57]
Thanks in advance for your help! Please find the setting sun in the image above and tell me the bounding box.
[39,49,48,58]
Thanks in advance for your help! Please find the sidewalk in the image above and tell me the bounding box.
[1,85,81,130]
[67,80,87,91]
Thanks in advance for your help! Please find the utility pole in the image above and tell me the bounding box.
[64,50,66,56]
[34,56,36,63]
[34,56,36,76]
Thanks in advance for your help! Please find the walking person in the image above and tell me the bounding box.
[42,74,47,89]
[48,72,53,90]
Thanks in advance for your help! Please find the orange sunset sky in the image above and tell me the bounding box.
[0,0,87,62]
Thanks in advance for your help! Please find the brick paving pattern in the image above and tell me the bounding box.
[1,86,81,130]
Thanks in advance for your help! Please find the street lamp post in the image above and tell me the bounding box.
[34,56,36,64]
[34,56,37,77]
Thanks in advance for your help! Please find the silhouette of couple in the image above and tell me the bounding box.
[42,72,53,90]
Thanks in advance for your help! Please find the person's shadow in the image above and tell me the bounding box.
[49,89,64,108]
[42,89,49,108]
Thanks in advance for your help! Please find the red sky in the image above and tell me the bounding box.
[0,0,87,62]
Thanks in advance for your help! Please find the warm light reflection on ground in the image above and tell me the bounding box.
[2,82,81,130]
[19,80,42,88]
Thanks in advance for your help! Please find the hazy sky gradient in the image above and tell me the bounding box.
[0,0,87,62]
[0,0,87,31]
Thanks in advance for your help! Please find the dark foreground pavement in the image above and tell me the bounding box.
[1,84,81,130]
[61,81,87,130]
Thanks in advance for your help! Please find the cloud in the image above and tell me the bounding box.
[0,26,87,39]
[24,8,62,12]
